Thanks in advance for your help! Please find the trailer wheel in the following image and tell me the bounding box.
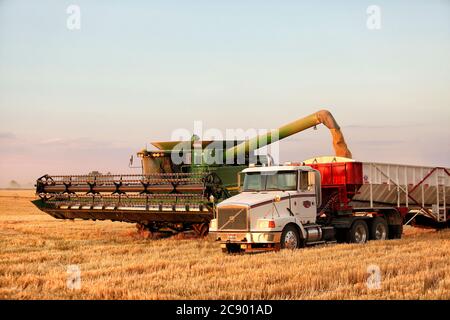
[347,220,369,244]
[370,217,388,240]
[281,225,300,249]
[388,224,403,239]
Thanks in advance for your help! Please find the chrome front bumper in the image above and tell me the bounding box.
[214,231,281,243]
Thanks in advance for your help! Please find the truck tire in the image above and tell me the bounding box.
[347,220,369,244]
[281,225,300,249]
[370,217,388,240]
[388,224,403,239]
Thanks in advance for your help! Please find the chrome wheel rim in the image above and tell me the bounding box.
[284,230,298,249]
[354,225,367,243]
[375,223,387,240]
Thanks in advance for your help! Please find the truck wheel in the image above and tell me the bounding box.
[388,224,403,239]
[370,217,388,240]
[281,225,300,249]
[347,220,369,244]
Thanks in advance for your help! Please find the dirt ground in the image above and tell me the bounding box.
[0,189,449,299]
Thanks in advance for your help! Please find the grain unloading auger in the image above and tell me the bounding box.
[32,110,351,237]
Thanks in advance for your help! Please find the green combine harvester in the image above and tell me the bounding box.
[32,110,351,237]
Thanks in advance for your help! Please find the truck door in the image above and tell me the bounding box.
[292,170,317,224]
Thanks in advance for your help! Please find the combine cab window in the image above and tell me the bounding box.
[243,171,297,191]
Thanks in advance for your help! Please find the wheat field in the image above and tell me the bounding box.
[0,189,449,300]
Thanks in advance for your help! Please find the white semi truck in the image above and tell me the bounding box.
[210,157,449,253]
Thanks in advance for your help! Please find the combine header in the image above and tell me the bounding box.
[34,172,215,235]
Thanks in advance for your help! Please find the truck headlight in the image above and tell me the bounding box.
[257,219,276,229]
[209,218,218,231]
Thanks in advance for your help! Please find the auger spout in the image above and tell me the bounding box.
[225,109,352,161]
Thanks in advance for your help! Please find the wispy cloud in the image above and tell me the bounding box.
[343,124,423,129]
[0,134,137,187]
[38,137,92,147]
[0,132,16,140]
[36,137,127,149]
[351,140,406,146]
[38,138,65,145]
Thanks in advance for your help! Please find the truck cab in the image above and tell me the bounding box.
[209,165,331,253]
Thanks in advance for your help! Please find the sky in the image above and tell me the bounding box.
[0,0,449,187]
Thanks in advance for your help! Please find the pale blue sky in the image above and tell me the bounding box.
[0,0,449,187]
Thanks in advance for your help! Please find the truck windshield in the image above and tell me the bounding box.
[243,171,297,191]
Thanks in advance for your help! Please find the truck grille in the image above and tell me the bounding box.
[217,206,248,231]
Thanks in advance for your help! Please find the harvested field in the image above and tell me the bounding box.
[0,190,449,299]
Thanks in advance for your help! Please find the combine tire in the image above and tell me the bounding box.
[347,220,369,244]
[135,223,153,239]
[370,217,389,240]
[192,223,209,237]
[388,224,403,239]
[280,225,300,249]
